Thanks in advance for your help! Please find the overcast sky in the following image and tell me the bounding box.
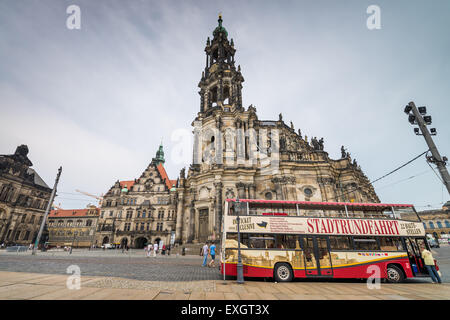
[1,0,449,210]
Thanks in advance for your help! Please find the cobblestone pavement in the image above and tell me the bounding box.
[0,250,222,281]
[0,271,449,300]
[0,245,448,283]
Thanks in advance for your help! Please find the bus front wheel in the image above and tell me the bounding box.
[386,265,404,283]
[274,263,293,282]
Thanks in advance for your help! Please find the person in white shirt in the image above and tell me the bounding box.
[202,242,209,267]
[153,242,158,257]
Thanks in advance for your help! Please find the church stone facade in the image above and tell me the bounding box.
[97,16,380,248]
[174,16,379,244]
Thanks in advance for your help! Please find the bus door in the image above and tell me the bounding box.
[301,236,333,277]
[404,237,426,275]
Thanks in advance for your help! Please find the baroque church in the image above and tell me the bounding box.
[96,16,379,248]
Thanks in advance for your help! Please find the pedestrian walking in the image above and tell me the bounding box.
[202,242,209,267]
[420,245,442,284]
[146,244,152,258]
[167,245,171,256]
[162,244,166,255]
[153,242,158,257]
[208,242,216,268]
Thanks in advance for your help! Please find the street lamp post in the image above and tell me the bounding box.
[404,102,450,196]
[33,166,62,255]
[235,198,244,284]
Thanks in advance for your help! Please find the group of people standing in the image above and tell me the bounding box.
[201,242,216,268]
[145,242,170,257]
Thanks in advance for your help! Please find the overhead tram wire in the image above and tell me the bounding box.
[375,169,431,191]
[330,149,429,202]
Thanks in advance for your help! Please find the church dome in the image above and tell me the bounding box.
[213,14,228,38]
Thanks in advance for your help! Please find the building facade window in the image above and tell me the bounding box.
[437,221,443,229]
[429,221,435,229]
[445,221,450,228]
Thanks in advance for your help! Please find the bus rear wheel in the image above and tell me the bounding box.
[274,263,293,282]
[386,265,404,283]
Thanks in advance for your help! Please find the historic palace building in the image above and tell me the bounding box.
[418,201,450,239]
[48,205,100,248]
[97,16,380,248]
[95,145,178,248]
[0,145,52,246]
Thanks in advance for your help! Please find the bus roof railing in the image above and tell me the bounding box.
[225,198,414,211]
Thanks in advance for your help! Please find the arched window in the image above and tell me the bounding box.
[423,222,427,229]
[437,221,443,229]
[142,210,146,218]
[76,220,83,226]
[429,221,435,229]
[445,221,450,228]
[86,220,92,227]
[67,220,73,226]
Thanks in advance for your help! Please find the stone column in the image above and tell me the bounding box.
[188,202,195,243]
[175,190,185,243]
[214,182,223,234]
[249,183,256,199]
[236,182,246,199]
[272,177,284,200]
[200,89,205,112]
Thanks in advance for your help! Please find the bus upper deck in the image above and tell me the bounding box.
[225,199,421,222]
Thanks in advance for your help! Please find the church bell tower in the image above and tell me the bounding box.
[198,14,245,114]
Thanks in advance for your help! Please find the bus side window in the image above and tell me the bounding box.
[329,236,351,250]
[275,234,297,249]
[379,237,400,251]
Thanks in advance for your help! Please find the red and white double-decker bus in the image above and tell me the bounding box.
[220,199,436,283]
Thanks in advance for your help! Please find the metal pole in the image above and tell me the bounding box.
[32,166,62,255]
[409,101,450,195]
[236,198,244,284]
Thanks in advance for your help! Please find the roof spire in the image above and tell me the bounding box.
[213,13,228,37]
[153,141,165,165]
